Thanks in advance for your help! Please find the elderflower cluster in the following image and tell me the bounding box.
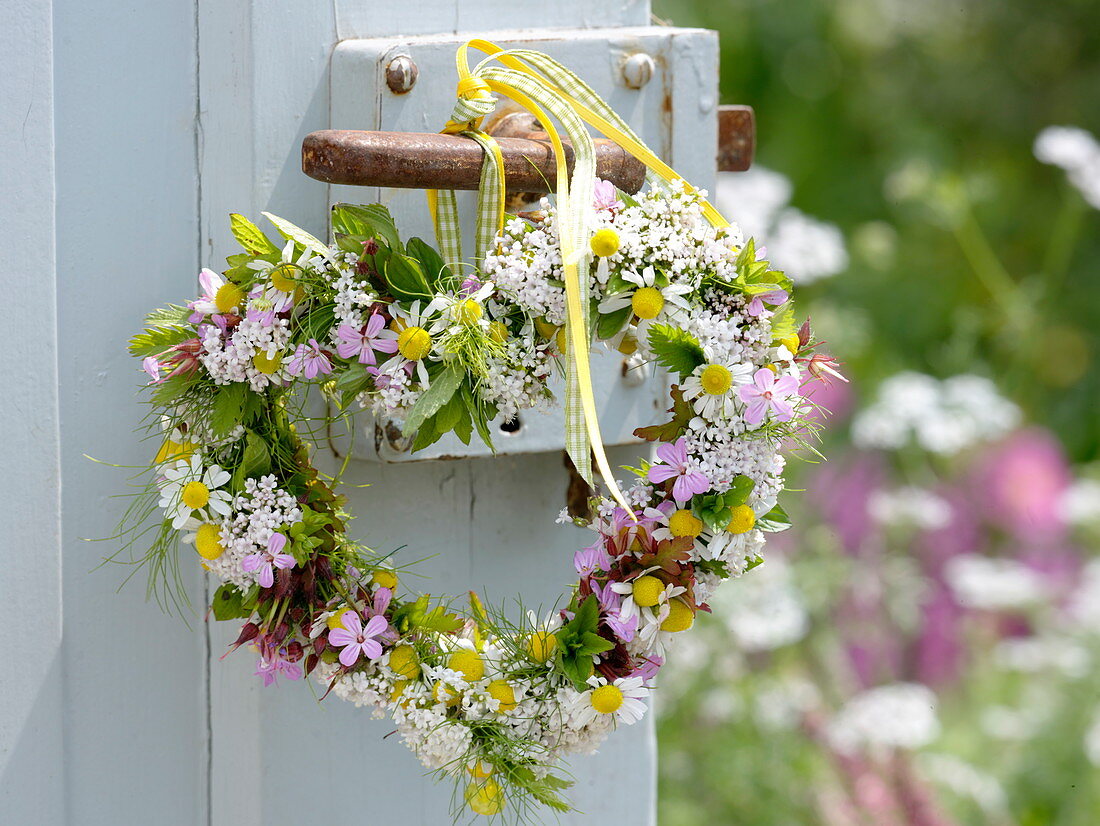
[200,315,292,391]
[852,372,1020,455]
[211,475,302,589]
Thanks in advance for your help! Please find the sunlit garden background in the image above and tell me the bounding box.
[652,1,1100,823]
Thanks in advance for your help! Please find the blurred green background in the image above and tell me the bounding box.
[651,2,1100,824]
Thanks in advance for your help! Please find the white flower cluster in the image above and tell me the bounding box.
[478,332,556,421]
[852,372,1020,455]
[827,682,940,753]
[210,475,302,589]
[200,315,291,391]
[944,554,1047,611]
[326,252,380,332]
[712,558,809,652]
[1034,125,1100,210]
[868,486,952,530]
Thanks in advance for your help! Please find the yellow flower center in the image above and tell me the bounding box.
[388,644,420,680]
[668,509,704,538]
[465,779,505,816]
[590,684,624,714]
[660,599,695,632]
[526,631,557,663]
[726,504,756,534]
[448,650,485,682]
[631,287,665,320]
[214,282,244,314]
[467,761,494,779]
[488,321,509,344]
[700,363,733,395]
[181,480,210,510]
[455,298,483,325]
[270,264,297,293]
[779,334,800,354]
[195,523,224,560]
[155,438,195,465]
[252,350,283,375]
[555,327,568,353]
[534,318,558,341]
[371,569,398,590]
[631,575,665,608]
[433,682,460,707]
[617,332,639,355]
[397,326,432,360]
[589,228,621,258]
[327,606,352,630]
[389,680,409,704]
[487,679,517,712]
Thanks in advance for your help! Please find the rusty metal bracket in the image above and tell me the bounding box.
[302,105,754,194]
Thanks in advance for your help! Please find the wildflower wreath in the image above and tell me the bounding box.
[120,41,836,820]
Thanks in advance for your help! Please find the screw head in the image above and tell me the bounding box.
[621,53,655,89]
[386,54,418,95]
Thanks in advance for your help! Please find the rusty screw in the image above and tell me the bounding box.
[385,54,418,95]
[621,53,655,89]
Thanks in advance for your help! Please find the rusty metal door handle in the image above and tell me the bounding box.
[302,104,754,194]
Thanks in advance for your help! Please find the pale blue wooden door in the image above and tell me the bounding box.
[1,2,718,823]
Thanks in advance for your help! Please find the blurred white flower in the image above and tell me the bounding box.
[994,636,1089,679]
[944,554,1047,611]
[1058,478,1100,526]
[868,486,952,530]
[1085,707,1100,767]
[754,677,821,731]
[1034,125,1100,209]
[852,372,1019,455]
[712,558,809,652]
[919,753,1010,817]
[1066,558,1100,629]
[827,683,940,753]
[717,167,847,284]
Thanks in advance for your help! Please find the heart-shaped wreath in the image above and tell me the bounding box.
[118,42,838,821]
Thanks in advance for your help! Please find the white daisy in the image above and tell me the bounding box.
[596,265,693,321]
[571,676,648,727]
[610,571,685,622]
[425,281,495,333]
[681,360,755,420]
[158,455,232,529]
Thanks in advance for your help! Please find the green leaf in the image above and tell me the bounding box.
[405,237,451,289]
[331,203,402,250]
[434,388,465,433]
[694,558,731,579]
[462,382,495,451]
[144,304,193,329]
[647,324,706,379]
[596,305,632,340]
[757,502,792,533]
[383,253,432,302]
[211,584,252,621]
[393,594,463,634]
[335,363,372,408]
[691,481,755,534]
[726,474,756,506]
[232,431,271,490]
[210,384,248,437]
[230,213,280,255]
[770,300,797,341]
[128,325,190,358]
[261,211,330,259]
[402,366,464,437]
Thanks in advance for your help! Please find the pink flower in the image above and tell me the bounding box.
[593,178,624,212]
[604,609,638,643]
[328,612,388,667]
[245,284,294,326]
[241,532,296,589]
[335,313,398,365]
[739,368,800,425]
[287,338,333,379]
[804,352,848,385]
[574,542,612,577]
[746,288,789,317]
[253,642,303,687]
[647,437,711,502]
[188,268,236,325]
[142,356,162,384]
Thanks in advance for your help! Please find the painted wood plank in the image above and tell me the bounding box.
[51,0,208,822]
[0,1,65,822]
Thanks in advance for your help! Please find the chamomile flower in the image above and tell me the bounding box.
[158,455,232,529]
[426,281,495,332]
[571,676,648,727]
[597,265,693,322]
[610,572,685,622]
[682,360,755,420]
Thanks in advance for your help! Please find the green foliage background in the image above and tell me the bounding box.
[657,0,1100,459]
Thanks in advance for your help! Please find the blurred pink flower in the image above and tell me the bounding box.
[975,428,1070,543]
